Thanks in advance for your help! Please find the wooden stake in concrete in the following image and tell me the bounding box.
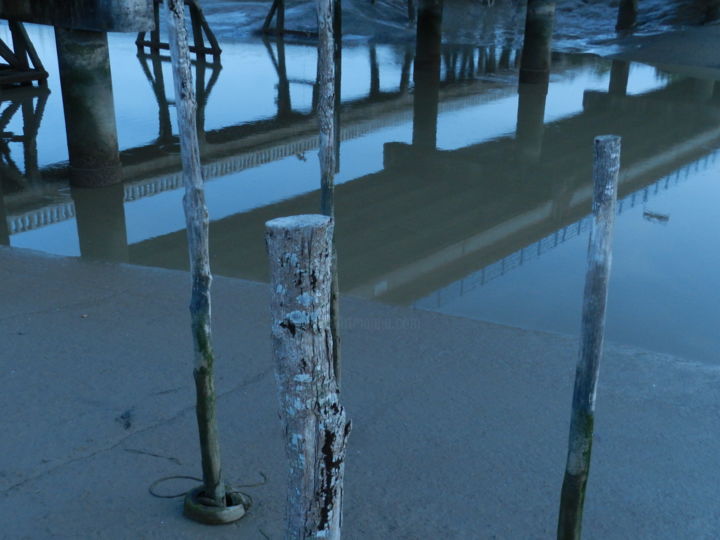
[266,215,351,540]
[166,0,245,523]
[317,0,342,386]
[557,135,621,540]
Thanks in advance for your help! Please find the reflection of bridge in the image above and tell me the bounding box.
[2,46,720,305]
[419,148,720,309]
[123,75,720,304]
[2,43,519,234]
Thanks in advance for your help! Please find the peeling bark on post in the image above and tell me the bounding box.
[557,135,621,540]
[167,0,226,508]
[317,0,342,387]
[266,215,351,540]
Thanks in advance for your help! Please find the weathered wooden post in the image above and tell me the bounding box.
[266,215,350,540]
[557,135,621,540]
[166,0,246,524]
[317,0,343,385]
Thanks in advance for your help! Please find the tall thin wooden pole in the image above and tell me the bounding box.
[166,0,226,508]
[557,135,621,540]
[317,0,342,386]
[266,215,350,540]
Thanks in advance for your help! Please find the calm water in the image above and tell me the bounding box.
[2,7,720,362]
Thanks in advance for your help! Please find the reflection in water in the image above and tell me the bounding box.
[0,86,49,245]
[137,49,222,145]
[412,0,443,150]
[4,25,720,362]
[72,183,129,262]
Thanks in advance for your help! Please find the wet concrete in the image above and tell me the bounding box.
[1,246,719,538]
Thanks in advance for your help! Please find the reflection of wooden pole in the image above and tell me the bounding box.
[72,184,129,262]
[413,0,443,149]
[558,135,621,540]
[318,0,342,386]
[608,60,630,96]
[0,188,9,246]
[266,215,350,540]
[616,0,638,31]
[516,82,548,160]
[167,0,226,509]
[519,0,555,85]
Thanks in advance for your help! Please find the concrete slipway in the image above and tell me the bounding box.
[1,245,719,539]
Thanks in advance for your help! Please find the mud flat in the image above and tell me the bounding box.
[1,246,719,538]
[610,23,720,79]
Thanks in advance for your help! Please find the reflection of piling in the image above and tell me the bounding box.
[516,82,548,160]
[55,28,121,188]
[266,215,350,540]
[608,60,630,96]
[413,0,443,149]
[558,135,621,540]
[0,189,9,246]
[616,0,638,31]
[519,0,555,85]
[72,184,128,262]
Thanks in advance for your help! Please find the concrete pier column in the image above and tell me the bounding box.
[55,28,122,188]
[519,0,555,85]
[72,183,128,262]
[412,0,443,150]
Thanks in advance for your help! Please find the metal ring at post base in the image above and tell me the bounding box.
[183,487,248,525]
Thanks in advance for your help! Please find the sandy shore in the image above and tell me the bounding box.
[2,247,720,538]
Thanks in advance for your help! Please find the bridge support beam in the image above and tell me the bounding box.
[55,28,122,188]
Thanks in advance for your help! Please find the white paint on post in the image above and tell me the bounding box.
[266,214,350,540]
[557,135,621,540]
[167,0,226,507]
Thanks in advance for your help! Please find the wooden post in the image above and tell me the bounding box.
[413,0,443,149]
[557,135,621,540]
[317,0,342,386]
[166,0,227,513]
[266,215,350,540]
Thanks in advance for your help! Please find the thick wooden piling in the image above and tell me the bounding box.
[557,135,621,540]
[519,0,555,85]
[266,215,350,540]
[166,0,239,520]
